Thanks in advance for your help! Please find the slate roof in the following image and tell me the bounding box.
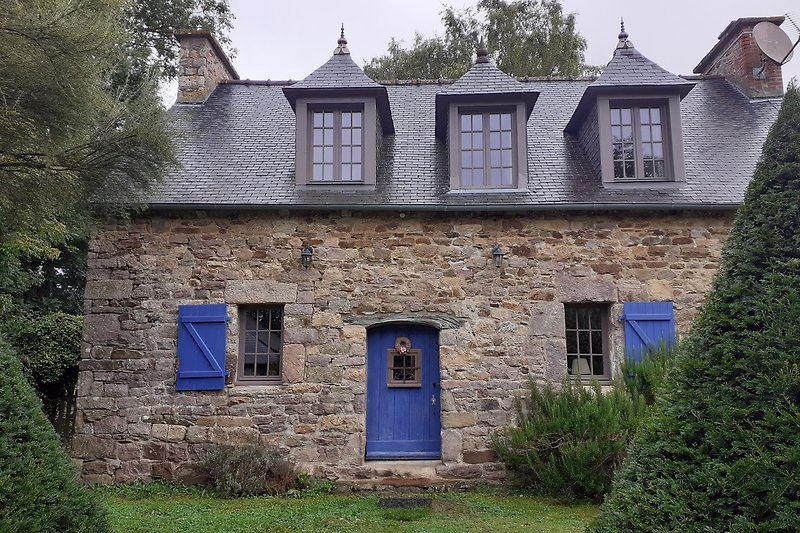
[151,75,779,211]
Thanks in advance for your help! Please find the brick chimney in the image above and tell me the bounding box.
[175,30,239,103]
[694,17,787,98]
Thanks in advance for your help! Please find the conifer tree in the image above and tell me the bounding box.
[590,85,800,531]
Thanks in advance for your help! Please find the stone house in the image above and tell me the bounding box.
[74,17,787,485]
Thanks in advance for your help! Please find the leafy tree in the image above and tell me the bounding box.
[590,85,800,532]
[365,0,595,80]
[0,337,109,532]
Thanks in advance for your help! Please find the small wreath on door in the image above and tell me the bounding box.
[387,337,421,387]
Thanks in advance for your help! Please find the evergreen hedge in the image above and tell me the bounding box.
[590,85,800,531]
[0,337,109,532]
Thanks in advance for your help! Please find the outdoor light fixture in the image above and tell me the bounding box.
[492,245,505,268]
[301,246,314,268]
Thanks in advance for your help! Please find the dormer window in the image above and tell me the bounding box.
[610,104,668,180]
[564,22,694,186]
[434,40,539,192]
[459,110,516,188]
[311,108,364,182]
[282,28,394,188]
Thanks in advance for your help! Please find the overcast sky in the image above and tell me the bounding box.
[165,0,799,103]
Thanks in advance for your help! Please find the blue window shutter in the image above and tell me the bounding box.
[176,304,229,391]
[621,302,676,362]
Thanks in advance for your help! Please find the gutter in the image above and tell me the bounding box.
[146,202,739,213]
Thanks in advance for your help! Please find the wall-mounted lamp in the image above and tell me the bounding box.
[492,245,505,268]
[301,246,314,268]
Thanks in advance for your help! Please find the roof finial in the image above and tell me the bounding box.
[335,24,350,55]
[617,17,633,49]
[476,37,489,63]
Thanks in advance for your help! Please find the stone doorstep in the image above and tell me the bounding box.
[361,460,443,479]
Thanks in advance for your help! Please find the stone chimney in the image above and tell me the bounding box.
[694,17,787,98]
[175,30,239,103]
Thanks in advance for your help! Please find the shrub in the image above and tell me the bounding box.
[0,310,82,390]
[201,444,299,497]
[590,85,800,532]
[0,336,109,532]
[620,343,676,405]
[492,379,646,501]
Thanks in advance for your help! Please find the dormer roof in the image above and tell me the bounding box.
[282,28,394,133]
[434,41,539,140]
[565,22,695,134]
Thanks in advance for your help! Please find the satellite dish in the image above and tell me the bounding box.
[753,21,794,64]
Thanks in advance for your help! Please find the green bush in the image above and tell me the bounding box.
[201,445,299,497]
[0,336,109,532]
[590,86,800,532]
[620,343,676,405]
[0,310,82,389]
[492,379,646,501]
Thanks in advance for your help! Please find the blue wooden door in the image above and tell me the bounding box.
[366,324,441,460]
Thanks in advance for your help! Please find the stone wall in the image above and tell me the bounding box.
[74,210,733,484]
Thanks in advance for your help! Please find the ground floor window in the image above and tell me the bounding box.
[564,304,609,379]
[238,306,283,383]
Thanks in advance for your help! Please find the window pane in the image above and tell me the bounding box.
[640,108,650,124]
[500,131,512,148]
[490,150,501,167]
[577,309,589,328]
[622,126,632,142]
[472,114,483,130]
[323,146,333,163]
[351,164,361,178]
[313,164,323,180]
[245,310,257,330]
[500,113,511,130]
[642,143,652,158]
[591,330,603,353]
[268,358,280,377]
[341,164,351,180]
[461,114,471,131]
[245,332,256,353]
[566,332,578,354]
[473,150,483,168]
[490,167,502,186]
[461,132,471,149]
[651,108,661,123]
[313,147,323,164]
[653,143,663,158]
[323,129,333,145]
[565,308,577,329]
[641,127,651,142]
[578,331,590,354]
[461,151,472,169]
[620,108,632,124]
[342,112,351,127]
[270,310,282,331]
[352,146,362,163]
[313,113,323,127]
[610,108,621,125]
[313,129,323,145]
[342,129,351,145]
[342,147,351,163]
[244,355,255,376]
[257,331,271,353]
[501,150,512,167]
[323,164,333,180]
[654,160,666,177]
[489,114,500,130]
[624,160,635,178]
[644,160,654,177]
[590,308,601,328]
[614,161,623,179]
[352,129,362,146]
[323,112,333,126]
[501,167,512,185]
[592,356,604,376]
[488,131,499,148]
[652,125,663,142]
[352,112,362,127]
[472,132,482,147]
[255,353,268,376]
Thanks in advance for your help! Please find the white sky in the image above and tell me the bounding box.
[164,0,800,103]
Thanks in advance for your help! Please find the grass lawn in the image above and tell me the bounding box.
[97,483,600,533]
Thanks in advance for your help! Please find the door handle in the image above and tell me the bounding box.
[431,394,436,406]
